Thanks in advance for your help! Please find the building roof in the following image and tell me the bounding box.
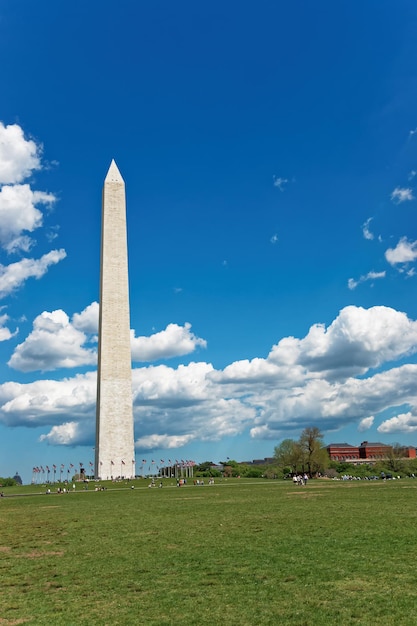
[326,443,358,448]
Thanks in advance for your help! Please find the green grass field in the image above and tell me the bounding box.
[1,478,416,625]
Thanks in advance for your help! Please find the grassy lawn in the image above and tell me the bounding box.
[1,478,416,625]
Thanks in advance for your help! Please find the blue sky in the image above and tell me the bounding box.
[1,1,417,483]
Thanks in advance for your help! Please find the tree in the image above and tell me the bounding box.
[384,443,406,474]
[0,477,17,487]
[299,427,328,475]
[194,462,221,478]
[274,439,303,473]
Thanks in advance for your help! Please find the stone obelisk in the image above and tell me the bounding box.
[95,160,135,480]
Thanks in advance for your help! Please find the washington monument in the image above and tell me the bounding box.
[95,160,135,480]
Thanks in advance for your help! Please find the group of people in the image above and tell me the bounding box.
[292,473,309,486]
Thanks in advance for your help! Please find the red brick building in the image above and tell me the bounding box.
[326,443,360,462]
[399,446,416,459]
[358,441,392,460]
[327,441,416,463]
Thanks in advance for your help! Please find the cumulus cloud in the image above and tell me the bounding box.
[8,303,208,373]
[39,421,83,445]
[348,270,385,290]
[249,364,417,440]
[0,122,41,184]
[135,433,195,450]
[0,184,56,251]
[8,309,96,372]
[133,362,214,407]
[209,357,304,388]
[2,305,417,453]
[30,362,256,449]
[0,312,18,342]
[0,122,65,299]
[358,416,374,432]
[270,233,279,244]
[0,122,57,254]
[131,322,206,362]
[72,301,99,334]
[377,411,417,434]
[0,372,97,427]
[391,187,414,203]
[0,249,67,299]
[385,237,417,266]
[268,305,417,379]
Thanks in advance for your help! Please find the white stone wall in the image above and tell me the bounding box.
[95,161,135,479]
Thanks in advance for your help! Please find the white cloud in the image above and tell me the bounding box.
[39,421,80,445]
[391,187,414,203]
[72,302,99,334]
[268,305,417,379]
[362,217,374,240]
[8,309,96,372]
[348,270,385,290]
[209,357,304,388]
[0,372,97,427]
[0,249,67,299]
[408,170,417,181]
[358,416,374,432]
[0,184,56,251]
[131,322,206,362]
[8,304,207,373]
[249,364,417,440]
[0,312,18,342]
[0,122,41,184]
[135,433,195,450]
[133,362,214,407]
[0,123,56,253]
[377,411,417,434]
[385,237,417,266]
[272,175,288,191]
[409,128,417,137]
[2,305,417,452]
[270,233,278,244]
